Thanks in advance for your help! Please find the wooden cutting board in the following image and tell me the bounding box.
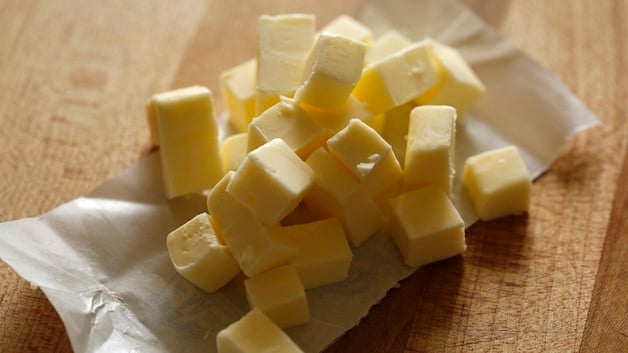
[0,0,626,352]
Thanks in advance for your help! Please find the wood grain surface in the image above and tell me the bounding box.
[1,0,626,352]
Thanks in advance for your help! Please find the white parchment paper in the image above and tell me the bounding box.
[0,1,599,352]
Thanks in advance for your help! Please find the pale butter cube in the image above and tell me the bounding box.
[151,86,223,198]
[228,139,314,226]
[366,30,412,64]
[417,41,485,117]
[295,33,366,111]
[302,95,373,134]
[247,97,327,159]
[304,148,383,247]
[276,218,353,289]
[220,59,257,133]
[221,132,248,173]
[217,309,304,353]
[321,14,373,46]
[207,172,296,277]
[404,106,456,195]
[327,119,403,199]
[463,146,531,221]
[353,40,441,114]
[256,14,316,114]
[244,265,309,328]
[166,213,240,293]
[387,186,466,267]
[379,102,416,167]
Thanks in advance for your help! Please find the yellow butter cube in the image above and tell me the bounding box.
[151,86,223,198]
[387,186,466,267]
[227,139,314,226]
[221,132,248,173]
[244,265,309,328]
[417,41,485,118]
[462,146,531,221]
[166,213,240,293]
[321,14,373,47]
[304,148,383,247]
[301,95,373,134]
[295,33,366,111]
[353,40,441,114]
[207,172,296,277]
[216,309,304,353]
[379,102,416,167]
[220,59,257,133]
[247,97,327,159]
[404,105,456,195]
[276,218,353,289]
[327,119,403,199]
[256,14,316,114]
[366,30,411,64]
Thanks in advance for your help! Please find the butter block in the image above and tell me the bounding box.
[387,186,466,267]
[462,146,531,220]
[353,40,441,114]
[207,172,296,277]
[321,14,373,46]
[227,139,314,226]
[379,102,415,167]
[295,33,366,111]
[256,14,316,114]
[276,218,353,289]
[166,213,240,293]
[404,105,456,195]
[366,30,411,64]
[304,148,383,247]
[417,41,485,117]
[216,309,304,353]
[221,132,248,173]
[327,119,403,199]
[151,86,223,198]
[220,59,257,133]
[302,95,373,134]
[247,97,327,159]
[244,265,309,328]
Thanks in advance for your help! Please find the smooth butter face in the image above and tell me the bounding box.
[463,146,531,221]
[166,213,240,293]
[256,14,316,114]
[387,186,466,267]
[276,218,353,289]
[207,172,296,277]
[152,86,223,198]
[216,309,304,353]
[321,14,373,47]
[366,30,411,64]
[304,148,382,247]
[220,59,257,133]
[221,132,248,173]
[244,265,309,328]
[404,105,456,196]
[379,102,416,167]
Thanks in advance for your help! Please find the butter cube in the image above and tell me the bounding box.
[417,41,485,117]
[327,119,403,199]
[256,14,316,114]
[151,86,223,198]
[276,218,353,289]
[216,309,304,353]
[379,102,415,167]
[304,148,383,247]
[207,172,296,277]
[227,139,314,226]
[404,105,456,195]
[321,14,373,46]
[353,40,441,114]
[295,33,366,111]
[387,186,466,267]
[221,132,248,173]
[166,213,240,293]
[220,59,257,133]
[302,95,373,134]
[247,97,327,159]
[462,146,531,220]
[244,265,309,328]
[366,30,412,64]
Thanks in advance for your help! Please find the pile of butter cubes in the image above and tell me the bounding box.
[146,14,532,353]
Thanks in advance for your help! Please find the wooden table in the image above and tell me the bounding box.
[1,1,626,352]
